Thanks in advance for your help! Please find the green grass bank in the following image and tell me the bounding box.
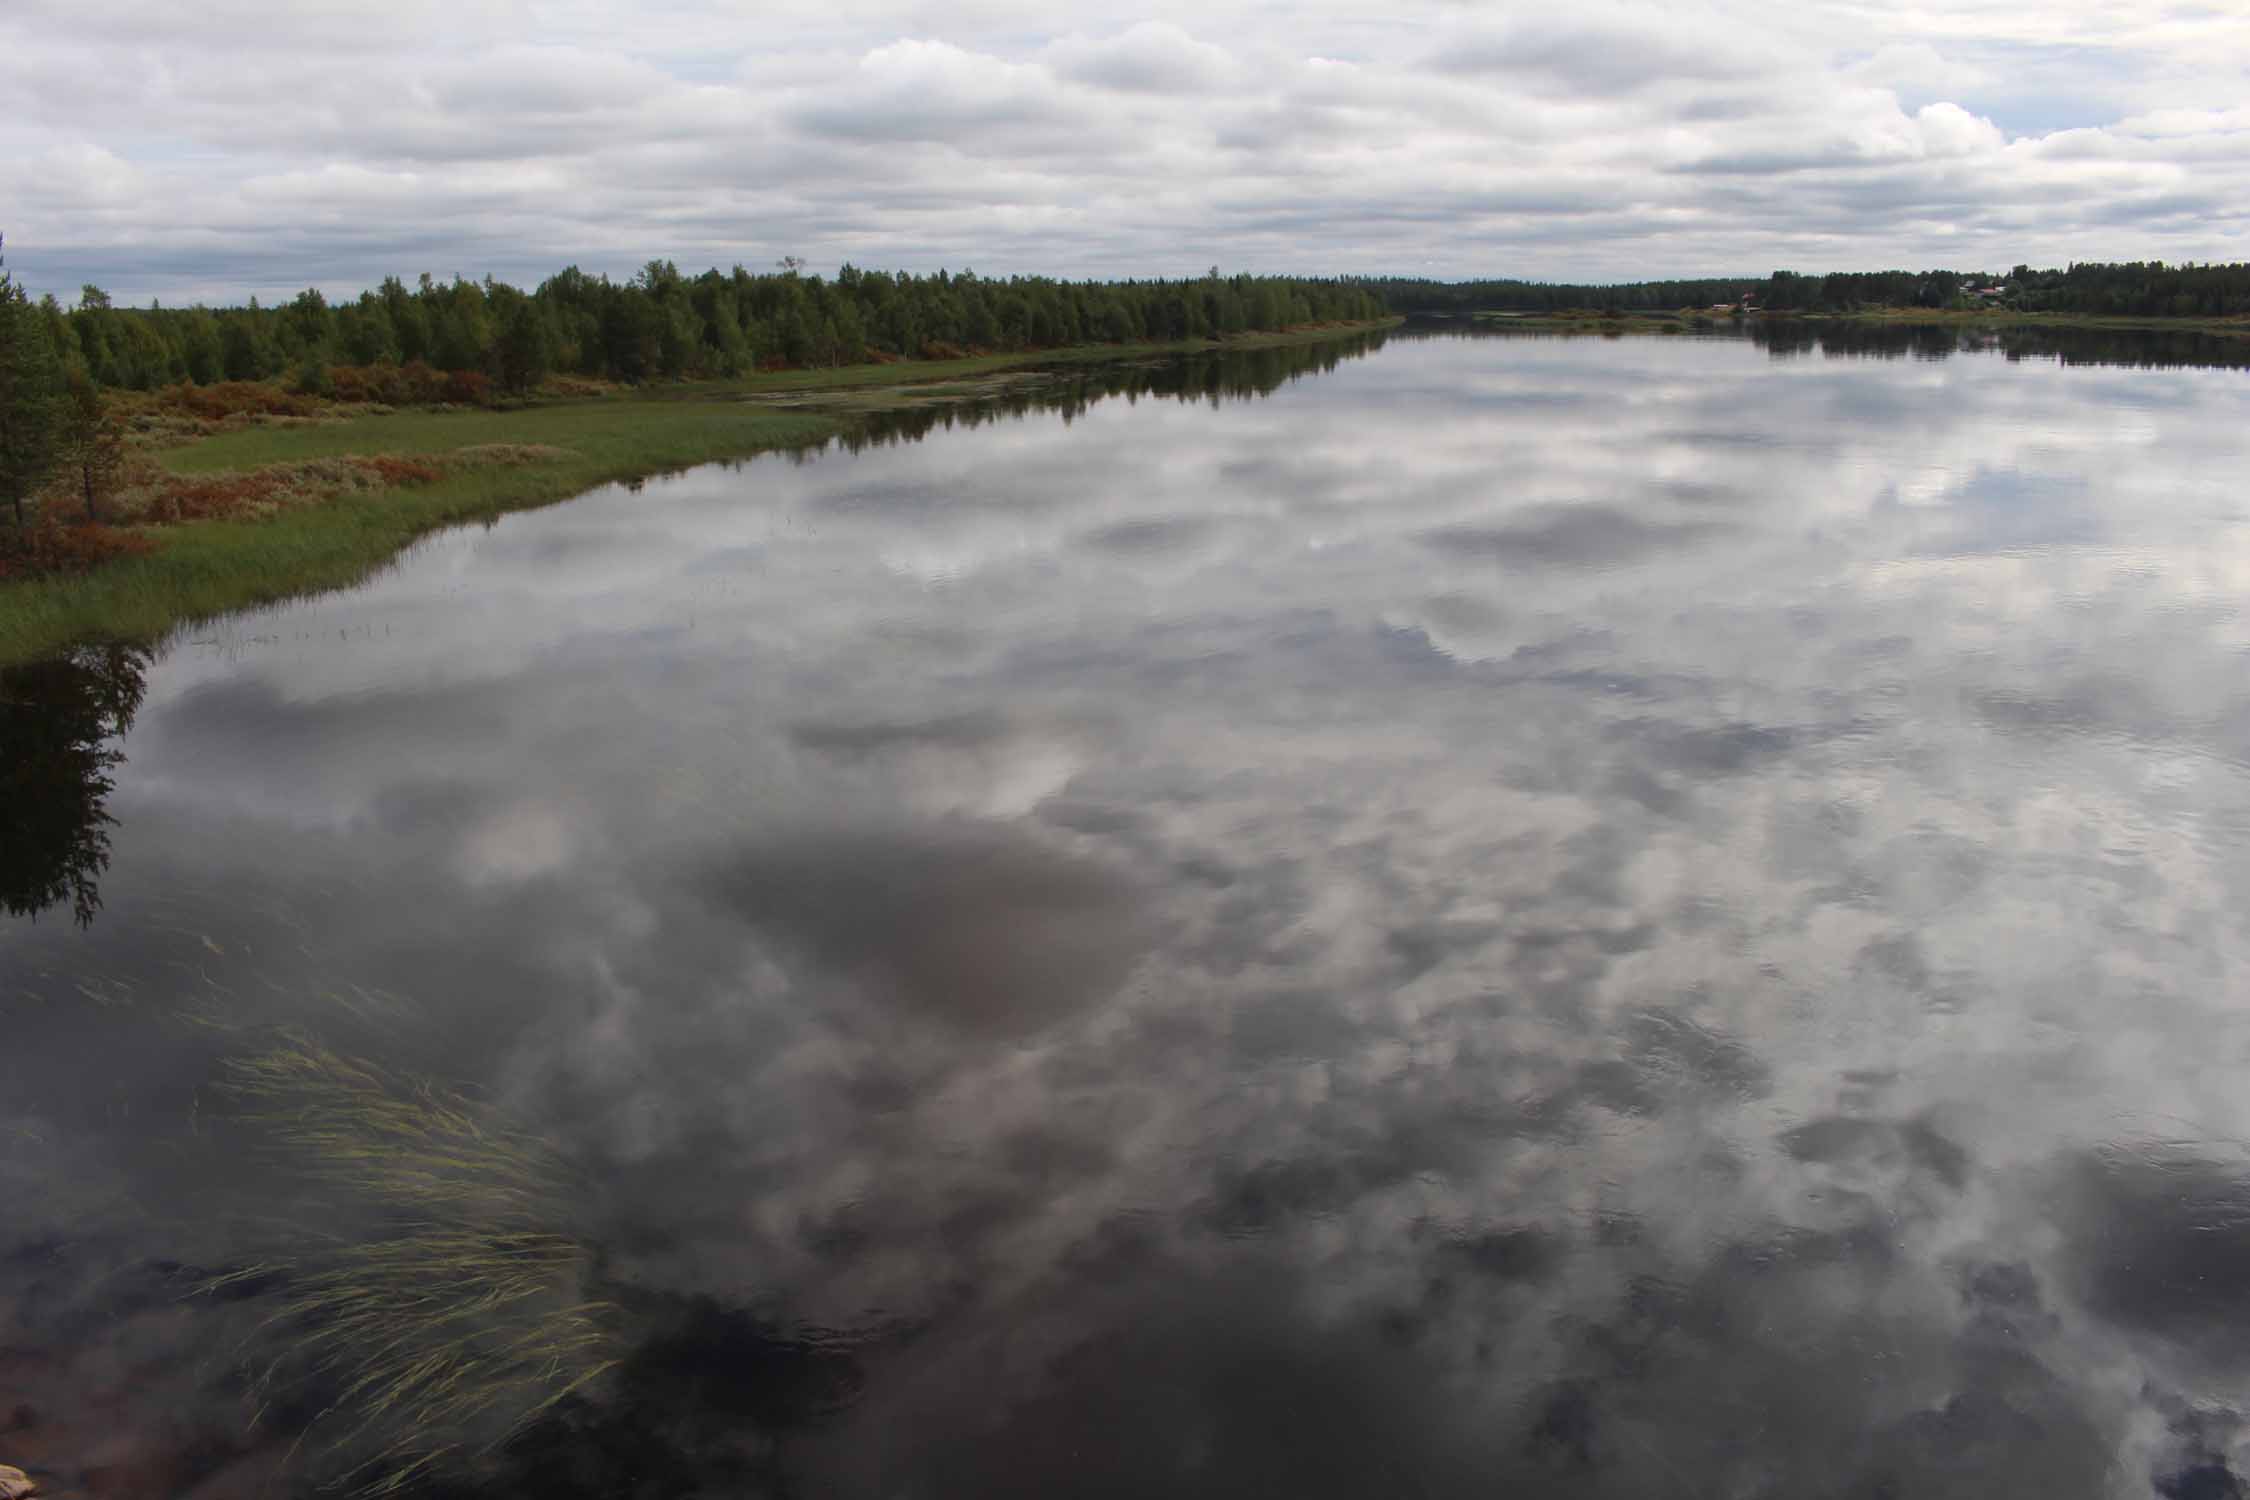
[0,322,1395,666]
[0,405,846,666]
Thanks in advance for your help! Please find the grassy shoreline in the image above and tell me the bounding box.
[0,321,1396,666]
[1446,307,2250,338]
[1792,307,2250,336]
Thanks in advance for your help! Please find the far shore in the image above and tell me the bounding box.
[1438,307,2250,338]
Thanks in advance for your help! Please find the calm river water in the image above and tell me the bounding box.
[8,327,2250,1497]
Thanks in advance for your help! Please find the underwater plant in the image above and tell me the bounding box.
[209,1033,617,1494]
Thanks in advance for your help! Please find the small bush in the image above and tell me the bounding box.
[441,369,493,407]
[322,362,455,407]
[159,471,287,522]
[132,454,449,526]
[157,380,320,421]
[361,456,444,486]
[325,365,379,404]
[0,521,157,581]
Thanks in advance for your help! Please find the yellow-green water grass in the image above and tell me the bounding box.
[212,1034,616,1495]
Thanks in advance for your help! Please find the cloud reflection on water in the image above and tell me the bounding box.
[7,331,2250,1494]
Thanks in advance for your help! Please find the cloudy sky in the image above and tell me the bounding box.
[3,0,2246,302]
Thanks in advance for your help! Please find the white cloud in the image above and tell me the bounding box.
[1045,21,1237,94]
[1913,100,2008,157]
[1846,40,1996,98]
[0,1,2244,300]
[16,143,149,208]
[2116,104,2250,138]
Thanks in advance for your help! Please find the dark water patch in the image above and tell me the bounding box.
[1423,504,1733,568]
[788,708,1012,759]
[2059,1145,2250,1368]
[1779,1112,1972,1193]
[1607,716,1800,776]
[1083,514,1225,555]
[1624,1010,1770,1102]
[1225,984,1360,1063]
[432,1299,871,1500]
[1437,1224,1568,1283]
[793,1257,1496,1500]
[699,824,1155,1038]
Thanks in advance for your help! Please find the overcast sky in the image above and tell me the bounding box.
[3,0,2246,303]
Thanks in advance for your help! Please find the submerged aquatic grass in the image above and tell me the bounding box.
[211,1033,616,1495]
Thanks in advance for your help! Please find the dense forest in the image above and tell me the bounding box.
[1368,259,2250,318]
[25,262,1388,396]
[26,255,2246,404]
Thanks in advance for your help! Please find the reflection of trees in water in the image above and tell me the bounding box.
[839,333,1393,453]
[1744,318,2250,371]
[1403,318,2250,372]
[0,642,149,928]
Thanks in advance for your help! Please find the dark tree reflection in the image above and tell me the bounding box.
[0,643,149,928]
[1744,317,2250,370]
[1409,317,2250,373]
[842,331,1394,452]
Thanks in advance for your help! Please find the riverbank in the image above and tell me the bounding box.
[0,321,1395,666]
[1803,308,2250,339]
[1446,307,2250,338]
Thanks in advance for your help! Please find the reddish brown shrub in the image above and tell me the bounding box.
[160,472,286,521]
[317,362,457,407]
[440,370,493,407]
[325,365,390,404]
[395,362,446,405]
[157,381,319,421]
[0,521,157,580]
[360,456,443,486]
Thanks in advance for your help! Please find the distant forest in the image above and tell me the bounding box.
[28,263,1388,395]
[1369,260,2250,318]
[25,255,2250,402]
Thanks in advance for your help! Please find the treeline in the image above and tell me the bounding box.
[1369,260,2250,318]
[1370,275,1783,313]
[1369,269,1989,312]
[26,263,1387,395]
[1992,261,2250,318]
